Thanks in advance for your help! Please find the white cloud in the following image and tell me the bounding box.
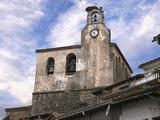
[47,0,89,47]
[109,1,160,59]
[47,0,110,47]
[0,0,44,33]
[0,0,45,110]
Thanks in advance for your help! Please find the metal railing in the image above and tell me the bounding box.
[135,70,160,86]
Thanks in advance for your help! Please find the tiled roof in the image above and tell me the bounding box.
[57,78,160,119]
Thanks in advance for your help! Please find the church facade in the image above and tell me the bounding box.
[31,6,132,116]
[34,6,132,92]
[3,6,160,120]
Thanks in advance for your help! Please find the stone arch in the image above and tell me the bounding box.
[47,57,55,75]
[66,53,76,75]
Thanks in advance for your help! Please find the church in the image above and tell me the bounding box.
[3,6,160,120]
[34,5,132,92]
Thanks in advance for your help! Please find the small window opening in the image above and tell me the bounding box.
[47,57,55,75]
[119,57,121,64]
[66,53,76,75]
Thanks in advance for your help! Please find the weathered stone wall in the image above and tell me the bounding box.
[31,90,97,116]
[34,47,88,92]
[81,23,114,87]
[121,97,160,120]
[59,104,122,120]
[59,96,160,120]
[111,45,131,83]
[35,41,132,93]
[5,106,31,120]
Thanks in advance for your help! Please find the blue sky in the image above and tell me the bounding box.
[0,0,160,118]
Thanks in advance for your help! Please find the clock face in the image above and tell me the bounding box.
[90,29,99,38]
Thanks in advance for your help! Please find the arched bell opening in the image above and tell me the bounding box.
[47,57,55,75]
[66,53,76,75]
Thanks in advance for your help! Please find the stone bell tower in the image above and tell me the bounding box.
[33,6,131,93]
[81,6,113,88]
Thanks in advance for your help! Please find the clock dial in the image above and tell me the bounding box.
[90,29,99,38]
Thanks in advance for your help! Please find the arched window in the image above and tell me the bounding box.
[119,57,121,64]
[66,53,76,75]
[47,57,55,75]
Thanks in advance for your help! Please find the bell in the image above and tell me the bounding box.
[94,19,97,23]
[67,58,76,73]
[69,64,76,72]
[48,66,54,74]
[94,14,97,19]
